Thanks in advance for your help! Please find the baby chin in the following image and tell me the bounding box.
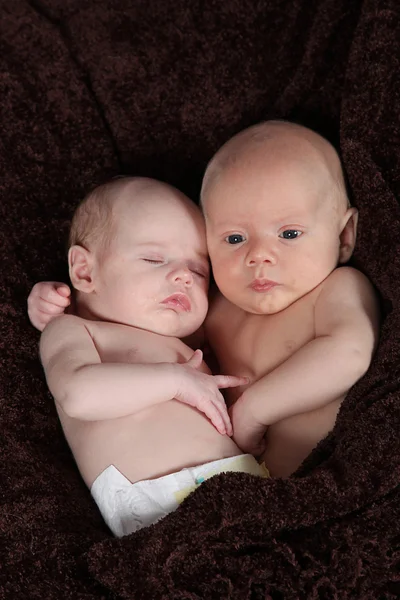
[153,310,202,338]
[238,289,294,315]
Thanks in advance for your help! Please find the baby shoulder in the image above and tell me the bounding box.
[40,314,91,356]
[321,266,377,302]
[317,267,380,335]
[41,313,85,337]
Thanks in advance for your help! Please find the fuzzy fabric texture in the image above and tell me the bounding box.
[1,1,399,598]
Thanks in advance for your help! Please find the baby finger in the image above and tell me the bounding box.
[213,392,232,436]
[199,397,226,435]
[214,375,249,390]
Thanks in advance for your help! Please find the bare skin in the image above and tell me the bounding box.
[31,122,381,479]
[41,315,240,488]
[205,268,377,477]
[39,179,245,489]
[202,121,380,477]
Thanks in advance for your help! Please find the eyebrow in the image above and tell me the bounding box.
[135,242,166,248]
[136,242,209,262]
[210,216,308,229]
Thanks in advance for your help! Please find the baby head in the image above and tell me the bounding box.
[68,177,210,337]
[201,120,358,315]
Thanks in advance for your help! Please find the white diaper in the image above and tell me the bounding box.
[91,454,269,537]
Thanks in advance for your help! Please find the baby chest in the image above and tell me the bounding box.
[210,297,316,379]
[92,323,190,365]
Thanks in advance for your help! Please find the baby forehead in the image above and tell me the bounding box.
[115,185,183,213]
[229,145,333,185]
[208,155,341,215]
[113,192,207,247]
[113,181,201,220]
[208,164,331,206]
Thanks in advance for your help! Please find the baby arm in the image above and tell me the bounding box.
[28,281,71,331]
[40,315,246,434]
[231,267,380,453]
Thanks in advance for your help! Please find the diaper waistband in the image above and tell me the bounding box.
[173,453,270,504]
[91,453,269,500]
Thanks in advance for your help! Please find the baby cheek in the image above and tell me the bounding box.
[126,288,153,310]
[292,260,324,294]
[198,298,209,323]
[291,250,316,276]
[282,262,308,297]
[223,253,242,277]
[306,252,332,278]
[214,259,236,289]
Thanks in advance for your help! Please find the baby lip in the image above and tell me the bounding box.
[250,279,278,292]
[161,293,191,311]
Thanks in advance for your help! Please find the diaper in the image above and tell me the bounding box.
[91,454,269,537]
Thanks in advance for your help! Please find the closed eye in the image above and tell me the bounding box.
[143,258,164,264]
[192,270,207,278]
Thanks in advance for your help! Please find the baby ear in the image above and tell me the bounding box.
[68,245,95,293]
[338,207,359,264]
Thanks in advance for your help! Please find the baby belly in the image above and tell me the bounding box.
[72,400,241,487]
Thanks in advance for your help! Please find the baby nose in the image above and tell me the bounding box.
[172,266,193,285]
[246,242,276,266]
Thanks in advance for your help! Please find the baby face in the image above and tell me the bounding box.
[91,186,210,337]
[204,155,346,315]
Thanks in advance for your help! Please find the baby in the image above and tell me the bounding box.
[38,177,267,537]
[29,120,380,478]
[202,120,380,475]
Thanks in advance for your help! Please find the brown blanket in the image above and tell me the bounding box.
[1,1,399,598]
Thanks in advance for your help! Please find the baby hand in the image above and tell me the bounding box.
[175,349,248,436]
[27,281,71,331]
[229,396,267,457]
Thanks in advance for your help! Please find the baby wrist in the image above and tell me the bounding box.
[239,388,266,426]
[154,362,181,402]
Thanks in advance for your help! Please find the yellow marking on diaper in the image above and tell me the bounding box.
[174,486,199,504]
[173,456,269,504]
[259,461,270,478]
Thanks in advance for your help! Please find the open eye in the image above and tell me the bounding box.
[225,234,245,245]
[279,230,302,240]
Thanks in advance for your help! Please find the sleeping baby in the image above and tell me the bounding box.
[38,176,267,537]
